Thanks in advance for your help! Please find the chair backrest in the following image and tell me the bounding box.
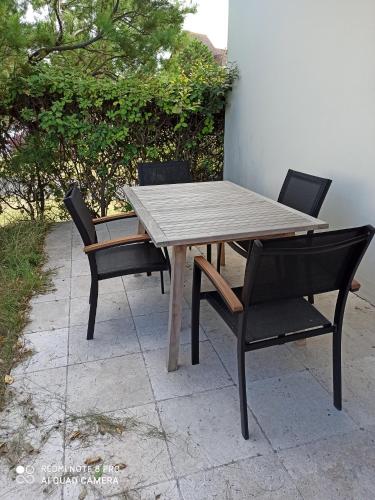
[138,160,192,186]
[64,185,97,246]
[278,169,332,217]
[243,225,374,305]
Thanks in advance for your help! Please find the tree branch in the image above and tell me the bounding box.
[54,0,64,45]
[29,33,104,63]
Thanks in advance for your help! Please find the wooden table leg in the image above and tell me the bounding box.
[167,245,187,372]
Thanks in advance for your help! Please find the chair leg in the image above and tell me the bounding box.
[160,271,165,294]
[308,294,314,304]
[87,279,98,340]
[206,244,212,263]
[217,243,222,273]
[163,247,171,278]
[237,345,249,439]
[333,328,342,410]
[191,264,202,365]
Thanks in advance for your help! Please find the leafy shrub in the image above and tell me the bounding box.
[0,37,236,218]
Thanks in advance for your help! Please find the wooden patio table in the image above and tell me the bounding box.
[124,180,328,371]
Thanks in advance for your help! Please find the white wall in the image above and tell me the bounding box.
[224,0,375,302]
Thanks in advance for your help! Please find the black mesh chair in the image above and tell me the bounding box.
[64,185,168,340]
[217,169,332,271]
[138,160,213,262]
[138,160,192,186]
[192,225,374,439]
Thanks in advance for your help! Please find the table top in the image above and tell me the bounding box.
[124,181,328,247]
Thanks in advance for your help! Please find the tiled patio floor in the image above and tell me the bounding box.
[2,220,375,499]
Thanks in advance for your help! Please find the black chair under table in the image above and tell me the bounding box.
[217,169,332,273]
[64,185,169,340]
[192,225,374,439]
[138,160,213,263]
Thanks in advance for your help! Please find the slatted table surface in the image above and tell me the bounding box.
[124,180,328,247]
[123,180,328,372]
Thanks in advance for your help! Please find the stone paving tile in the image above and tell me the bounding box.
[314,291,375,332]
[198,302,231,333]
[68,318,140,364]
[45,222,72,249]
[312,355,375,427]
[70,291,131,327]
[13,328,68,374]
[63,404,174,497]
[0,427,64,500]
[64,480,181,500]
[25,299,70,333]
[158,386,271,476]
[123,272,171,293]
[134,308,205,352]
[130,480,180,500]
[288,324,375,370]
[71,244,87,261]
[144,341,232,401]
[43,258,72,279]
[66,354,153,414]
[70,275,124,298]
[246,370,356,450]
[179,454,301,500]
[71,257,90,277]
[31,277,71,304]
[344,294,375,331]
[279,426,375,500]
[127,287,188,317]
[2,367,66,435]
[43,244,72,262]
[44,252,72,269]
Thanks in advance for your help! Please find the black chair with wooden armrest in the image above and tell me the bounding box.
[138,160,213,263]
[64,185,168,340]
[217,168,332,266]
[192,225,374,439]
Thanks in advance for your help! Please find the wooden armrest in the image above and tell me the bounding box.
[92,212,136,225]
[194,256,243,313]
[84,234,150,254]
[350,279,361,293]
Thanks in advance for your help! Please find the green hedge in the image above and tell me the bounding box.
[0,43,236,218]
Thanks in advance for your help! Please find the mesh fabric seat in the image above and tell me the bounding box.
[64,185,168,340]
[192,225,374,439]
[96,242,167,280]
[205,291,330,343]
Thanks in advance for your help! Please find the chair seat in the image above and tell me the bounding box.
[96,242,168,280]
[203,288,331,344]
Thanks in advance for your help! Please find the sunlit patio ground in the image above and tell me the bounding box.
[1,220,375,500]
